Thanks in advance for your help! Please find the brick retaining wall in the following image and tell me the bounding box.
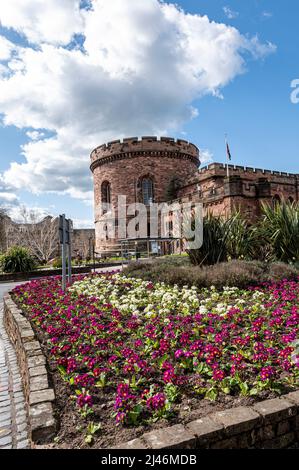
[3,293,55,445]
[115,394,299,449]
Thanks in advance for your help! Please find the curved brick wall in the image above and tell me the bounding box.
[90,137,200,252]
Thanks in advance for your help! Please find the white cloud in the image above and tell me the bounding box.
[0,0,83,45]
[262,11,273,19]
[0,174,19,207]
[200,149,214,165]
[223,6,239,20]
[8,204,48,223]
[72,217,94,229]
[26,130,45,141]
[0,0,276,203]
[0,191,18,203]
[0,35,17,60]
[247,35,276,60]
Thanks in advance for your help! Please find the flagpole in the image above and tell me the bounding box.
[225,134,229,178]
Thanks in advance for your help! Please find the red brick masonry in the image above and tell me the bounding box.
[90,137,299,254]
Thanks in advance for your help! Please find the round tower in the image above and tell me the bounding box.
[90,136,200,253]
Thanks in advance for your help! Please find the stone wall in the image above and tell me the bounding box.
[91,137,299,253]
[178,162,299,221]
[115,393,299,449]
[72,228,95,259]
[0,214,95,261]
[91,137,200,253]
[3,294,56,445]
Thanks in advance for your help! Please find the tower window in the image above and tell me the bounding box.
[101,181,111,214]
[141,177,154,205]
[101,181,111,204]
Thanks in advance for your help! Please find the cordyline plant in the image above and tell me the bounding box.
[186,200,299,266]
[186,211,256,266]
[258,201,299,262]
[0,246,37,273]
[12,273,299,429]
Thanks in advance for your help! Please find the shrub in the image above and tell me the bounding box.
[225,212,258,260]
[186,202,299,266]
[186,211,258,266]
[259,201,299,262]
[0,246,37,273]
[51,257,70,268]
[124,259,299,289]
[186,213,227,266]
[52,257,62,268]
[264,261,299,282]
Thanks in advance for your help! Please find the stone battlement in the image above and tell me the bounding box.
[90,136,199,169]
[199,162,299,179]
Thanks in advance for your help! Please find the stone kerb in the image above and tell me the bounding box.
[114,394,299,449]
[3,293,55,445]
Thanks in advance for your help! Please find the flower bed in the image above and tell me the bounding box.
[12,273,299,447]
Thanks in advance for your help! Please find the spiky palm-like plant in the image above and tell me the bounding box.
[224,211,258,260]
[259,200,299,262]
[0,246,37,273]
[186,212,227,266]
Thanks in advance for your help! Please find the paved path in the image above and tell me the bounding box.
[0,282,30,449]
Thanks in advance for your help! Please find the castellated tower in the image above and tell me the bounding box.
[90,136,200,254]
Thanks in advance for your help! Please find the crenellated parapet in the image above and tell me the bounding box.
[198,163,299,179]
[90,136,200,171]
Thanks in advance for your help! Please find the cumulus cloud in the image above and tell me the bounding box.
[0,35,17,60]
[26,130,45,141]
[0,0,83,45]
[0,0,276,203]
[0,175,19,207]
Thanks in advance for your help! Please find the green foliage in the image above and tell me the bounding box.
[186,201,299,266]
[124,258,299,289]
[52,257,66,268]
[0,246,37,273]
[225,212,258,260]
[186,211,257,266]
[84,422,101,445]
[186,212,227,266]
[259,200,299,262]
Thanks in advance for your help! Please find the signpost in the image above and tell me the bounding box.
[59,214,72,291]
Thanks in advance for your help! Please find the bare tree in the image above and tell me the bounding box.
[16,207,59,263]
[0,207,8,252]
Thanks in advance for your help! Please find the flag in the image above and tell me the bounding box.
[226,141,232,161]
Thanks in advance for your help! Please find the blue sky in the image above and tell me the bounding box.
[0,0,298,226]
[178,0,299,172]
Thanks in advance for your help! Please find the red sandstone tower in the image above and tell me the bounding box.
[90,136,200,254]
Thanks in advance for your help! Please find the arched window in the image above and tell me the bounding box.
[101,181,111,204]
[141,177,154,205]
[101,181,111,214]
